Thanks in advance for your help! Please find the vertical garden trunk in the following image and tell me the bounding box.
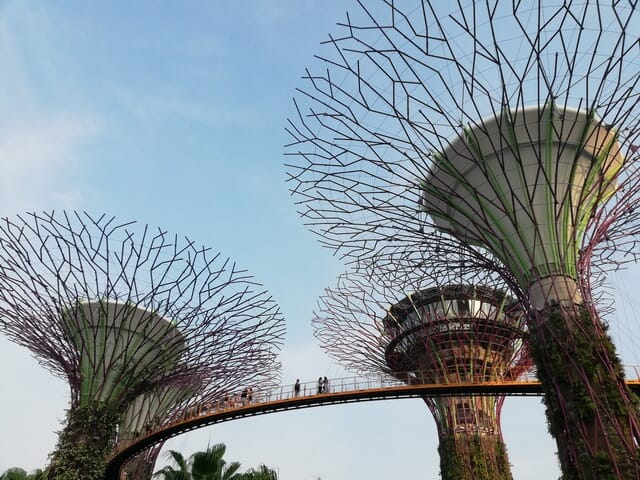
[529,304,640,479]
[438,434,512,480]
[47,402,120,480]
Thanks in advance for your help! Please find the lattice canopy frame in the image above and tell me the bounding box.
[0,211,285,480]
[287,2,640,478]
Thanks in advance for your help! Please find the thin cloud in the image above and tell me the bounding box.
[110,85,259,128]
[0,112,101,214]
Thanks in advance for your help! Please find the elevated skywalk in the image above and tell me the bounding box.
[106,369,640,479]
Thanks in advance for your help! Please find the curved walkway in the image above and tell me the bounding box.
[105,369,640,480]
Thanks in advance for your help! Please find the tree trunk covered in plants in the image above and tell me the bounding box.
[529,303,640,479]
[438,433,512,480]
[47,402,120,480]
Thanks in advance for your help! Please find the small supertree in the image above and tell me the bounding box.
[313,259,529,480]
[119,385,198,480]
[119,365,282,479]
[0,211,285,480]
[285,2,640,478]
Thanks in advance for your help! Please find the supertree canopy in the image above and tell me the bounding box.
[0,211,285,480]
[314,261,529,480]
[286,1,640,478]
[423,103,623,309]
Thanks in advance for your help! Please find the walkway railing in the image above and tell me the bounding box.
[211,369,541,406]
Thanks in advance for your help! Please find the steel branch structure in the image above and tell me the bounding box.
[314,263,529,480]
[0,211,285,480]
[286,1,640,478]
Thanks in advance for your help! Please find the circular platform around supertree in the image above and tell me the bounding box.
[383,285,525,385]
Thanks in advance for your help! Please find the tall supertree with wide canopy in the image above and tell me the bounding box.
[314,256,530,480]
[286,1,640,478]
[0,211,285,480]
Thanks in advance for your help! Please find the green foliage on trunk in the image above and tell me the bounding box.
[529,304,640,479]
[438,434,512,480]
[46,402,120,480]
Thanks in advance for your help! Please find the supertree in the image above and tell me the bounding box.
[0,211,285,480]
[285,1,640,478]
[313,252,529,480]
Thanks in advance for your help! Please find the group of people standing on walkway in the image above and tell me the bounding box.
[293,376,330,397]
[317,376,329,394]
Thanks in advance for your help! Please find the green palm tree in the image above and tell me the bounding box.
[0,468,28,480]
[154,444,246,480]
[0,468,46,480]
[153,450,191,480]
[239,465,278,480]
[191,444,242,480]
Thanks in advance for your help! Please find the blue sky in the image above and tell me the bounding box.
[2,1,640,479]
